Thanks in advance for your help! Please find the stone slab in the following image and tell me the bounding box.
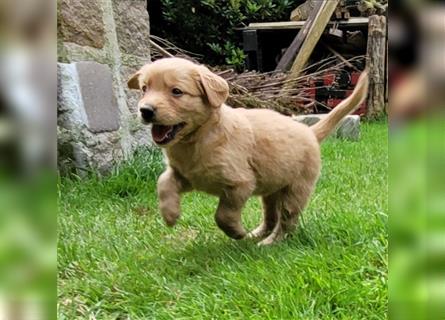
[293,114,360,141]
[75,61,120,133]
[58,62,125,174]
[57,63,88,128]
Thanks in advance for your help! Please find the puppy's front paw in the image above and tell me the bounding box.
[161,212,179,227]
[159,200,181,227]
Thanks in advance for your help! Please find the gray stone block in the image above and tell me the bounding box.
[75,61,120,133]
[57,0,154,175]
[58,62,123,174]
[58,0,105,49]
[58,61,153,175]
[293,114,360,141]
[112,0,151,57]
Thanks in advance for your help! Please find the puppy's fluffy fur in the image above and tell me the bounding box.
[128,58,368,245]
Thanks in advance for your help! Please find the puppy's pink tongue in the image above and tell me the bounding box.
[152,124,173,142]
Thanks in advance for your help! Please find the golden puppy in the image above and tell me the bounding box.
[128,58,368,245]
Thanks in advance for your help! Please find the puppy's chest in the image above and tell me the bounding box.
[168,152,235,194]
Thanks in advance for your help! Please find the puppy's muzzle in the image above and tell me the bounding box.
[140,104,156,122]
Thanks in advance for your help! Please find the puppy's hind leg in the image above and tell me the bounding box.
[257,181,315,245]
[280,181,315,234]
[215,185,253,240]
[248,193,279,239]
[256,197,288,246]
[257,212,284,246]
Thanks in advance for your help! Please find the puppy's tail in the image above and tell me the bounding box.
[311,69,369,143]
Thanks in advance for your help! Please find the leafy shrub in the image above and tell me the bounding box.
[151,0,301,68]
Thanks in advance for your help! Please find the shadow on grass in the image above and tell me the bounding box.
[149,225,320,280]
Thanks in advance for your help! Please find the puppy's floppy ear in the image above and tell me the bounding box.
[198,66,229,107]
[127,72,141,90]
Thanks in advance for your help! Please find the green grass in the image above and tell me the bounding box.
[58,121,388,319]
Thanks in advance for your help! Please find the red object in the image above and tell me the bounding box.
[327,98,343,108]
[306,70,367,116]
[322,73,336,85]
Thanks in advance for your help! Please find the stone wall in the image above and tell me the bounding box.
[57,0,151,174]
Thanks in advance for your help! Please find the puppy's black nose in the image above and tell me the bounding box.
[140,105,155,122]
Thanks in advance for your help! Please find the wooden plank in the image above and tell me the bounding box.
[365,15,387,119]
[287,0,340,82]
[275,0,324,72]
[248,21,306,29]
[246,17,369,30]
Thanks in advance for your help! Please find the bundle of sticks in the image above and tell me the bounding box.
[149,36,365,115]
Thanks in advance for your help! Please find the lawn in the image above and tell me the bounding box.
[58,121,388,319]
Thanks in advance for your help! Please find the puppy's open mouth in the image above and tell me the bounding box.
[151,123,186,145]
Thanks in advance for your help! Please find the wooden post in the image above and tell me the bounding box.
[286,0,339,82]
[366,15,386,119]
[275,0,324,72]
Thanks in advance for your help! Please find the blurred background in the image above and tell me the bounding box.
[0,0,56,319]
[389,0,445,319]
[0,0,444,318]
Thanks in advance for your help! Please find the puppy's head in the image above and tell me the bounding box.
[127,58,229,147]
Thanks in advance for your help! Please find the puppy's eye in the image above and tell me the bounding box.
[141,85,147,93]
[171,88,183,97]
